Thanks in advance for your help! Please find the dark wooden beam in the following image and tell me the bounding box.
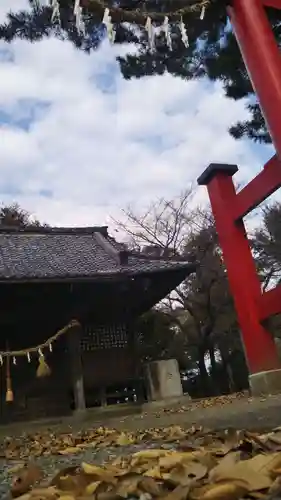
[67,323,86,413]
[262,0,281,8]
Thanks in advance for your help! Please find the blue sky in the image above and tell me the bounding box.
[0,0,276,231]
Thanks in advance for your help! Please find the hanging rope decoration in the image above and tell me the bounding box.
[200,5,206,19]
[82,0,210,22]
[179,15,189,47]
[1,320,80,402]
[5,345,13,403]
[145,16,155,52]
[74,0,86,35]
[49,0,209,48]
[51,0,61,24]
[161,16,172,51]
[102,8,116,44]
[36,348,51,378]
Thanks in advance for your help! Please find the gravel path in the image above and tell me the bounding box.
[2,393,281,499]
[0,441,176,499]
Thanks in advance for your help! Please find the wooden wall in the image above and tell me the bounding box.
[81,322,137,386]
[0,322,140,423]
[0,337,71,424]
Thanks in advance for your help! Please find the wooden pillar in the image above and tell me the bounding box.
[228,0,281,158]
[100,387,107,407]
[128,320,144,402]
[197,164,281,375]
[68,323,86,413]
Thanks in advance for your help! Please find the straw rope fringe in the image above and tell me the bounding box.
[0,320,80,358]
[82,0,211,22]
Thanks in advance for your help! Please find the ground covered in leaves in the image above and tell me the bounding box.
[5,423,281,500]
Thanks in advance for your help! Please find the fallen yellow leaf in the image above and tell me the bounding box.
[81,462,117,483]
[133,449,175,460]
[58,447,81,455]
[85,480,101,495]
[190,480,249,500]
[116,433,135,446]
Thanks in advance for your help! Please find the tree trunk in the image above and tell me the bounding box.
[209,344,219,395]
[198,349,210,397]
[220,349,235,393]
[209,345,216,372]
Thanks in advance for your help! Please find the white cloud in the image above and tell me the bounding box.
[0,0,28,22]
[0,1,275,233]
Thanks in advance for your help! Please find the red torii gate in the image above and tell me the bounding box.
[198,0,281,395]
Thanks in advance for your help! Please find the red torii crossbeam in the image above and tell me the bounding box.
[198,0,281,395]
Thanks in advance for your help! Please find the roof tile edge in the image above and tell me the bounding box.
[0,226,109,236]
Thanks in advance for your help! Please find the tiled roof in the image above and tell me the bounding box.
[0,226,195,281]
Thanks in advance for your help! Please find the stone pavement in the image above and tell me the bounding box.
[1,392,281,439]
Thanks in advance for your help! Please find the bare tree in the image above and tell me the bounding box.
[114,189,242,395]
[0,203,43,228]
[112,187,200,257]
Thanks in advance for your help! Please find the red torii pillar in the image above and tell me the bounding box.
[198,0,281,395]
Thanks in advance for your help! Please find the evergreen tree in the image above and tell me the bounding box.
[1,0,278,143]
